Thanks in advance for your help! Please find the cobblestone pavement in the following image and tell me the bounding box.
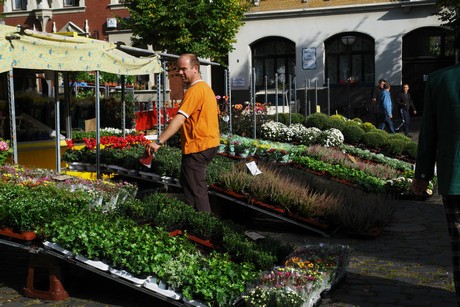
[0,194,457,307]
[250,194,458,307]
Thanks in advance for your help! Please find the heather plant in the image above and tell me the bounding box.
[337,191,398,233]
[218,162,342,220]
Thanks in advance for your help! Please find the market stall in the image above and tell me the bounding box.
[0,24,163,176]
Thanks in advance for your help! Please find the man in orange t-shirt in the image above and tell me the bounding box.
[146,53,220,212]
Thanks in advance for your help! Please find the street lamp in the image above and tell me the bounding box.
[341,35,356,46]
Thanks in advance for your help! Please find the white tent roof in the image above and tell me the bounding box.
[0,24,162,75]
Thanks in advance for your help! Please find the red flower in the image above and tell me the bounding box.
[65,139,74,149]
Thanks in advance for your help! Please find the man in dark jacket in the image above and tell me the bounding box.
[395,83,417,136]
[413,63,460,306]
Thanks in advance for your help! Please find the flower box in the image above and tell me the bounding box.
[142,277,182,300]
[0,227,36,241]
[249,199,286,214]
[75,254,110,271]
[286,213,332,231]
[109,268,148,286]
[43,241,74,257]
[169,230,218,250]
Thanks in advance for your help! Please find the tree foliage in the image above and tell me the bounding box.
[122,0,252,64]
[436,0,460,50]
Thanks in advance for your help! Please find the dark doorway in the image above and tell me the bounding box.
[402,27,455,114]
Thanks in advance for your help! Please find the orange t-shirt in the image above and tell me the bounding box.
[177,81,220,154]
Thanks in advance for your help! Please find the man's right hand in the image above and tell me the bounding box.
[412,178,429,195]
[145,142,160,156]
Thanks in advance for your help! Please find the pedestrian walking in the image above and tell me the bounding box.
[376,82,396,133]
[395,83,417,136]
[370,79,386,126]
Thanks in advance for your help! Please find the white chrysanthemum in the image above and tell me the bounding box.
[319,128,344,147]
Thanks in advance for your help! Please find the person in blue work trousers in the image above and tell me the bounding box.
[376,82,395,133]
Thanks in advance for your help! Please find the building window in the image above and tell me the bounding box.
[251,37,296,91]
[13,0,27,10]
[325,33,374,86]
[64,0,80,6]
[403,27,455,58]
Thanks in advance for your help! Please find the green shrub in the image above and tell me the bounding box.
[352,117,363,124]
[342,124,365,145]
[276,113,305,125]
[291,113,305,124]
[403,142,418,160]
[382,138,408,156]
[362,122,377,132]
[388,133,410,141]
[303,112,331,130]
[330,114,346,122]
[329,117,346,131]
[362,130,387,149]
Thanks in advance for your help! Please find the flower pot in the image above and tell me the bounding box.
[239,149,250,159]
[218,144,227,154]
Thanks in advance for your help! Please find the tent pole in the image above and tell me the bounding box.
[95,71,101,180]
[7,69,18,164]
[156,72,162,135]
[162,60,167,132]
[54,71,61,173]
[63,72,71,139]
[121,75,126,137]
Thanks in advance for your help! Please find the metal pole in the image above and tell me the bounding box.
[275,73,279,122]
[63,72,72,139]
[156,73,162,135]
[304,78,308,118]
[162,60,167,132]
[121,75,126,137]
[327,78,331,116]
[314,79,318,114]
[263,76,268,104]
[54,72,61,173]
[225,69,232,134]
[95,71,101,180]
[7,70,18,164]
[308,79,311,115]
[293,77,297,114]
[288,74,292,125]
[251,68,257,139]
[281,74,286,115]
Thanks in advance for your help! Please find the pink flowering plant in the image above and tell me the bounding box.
[0,138,13,166]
